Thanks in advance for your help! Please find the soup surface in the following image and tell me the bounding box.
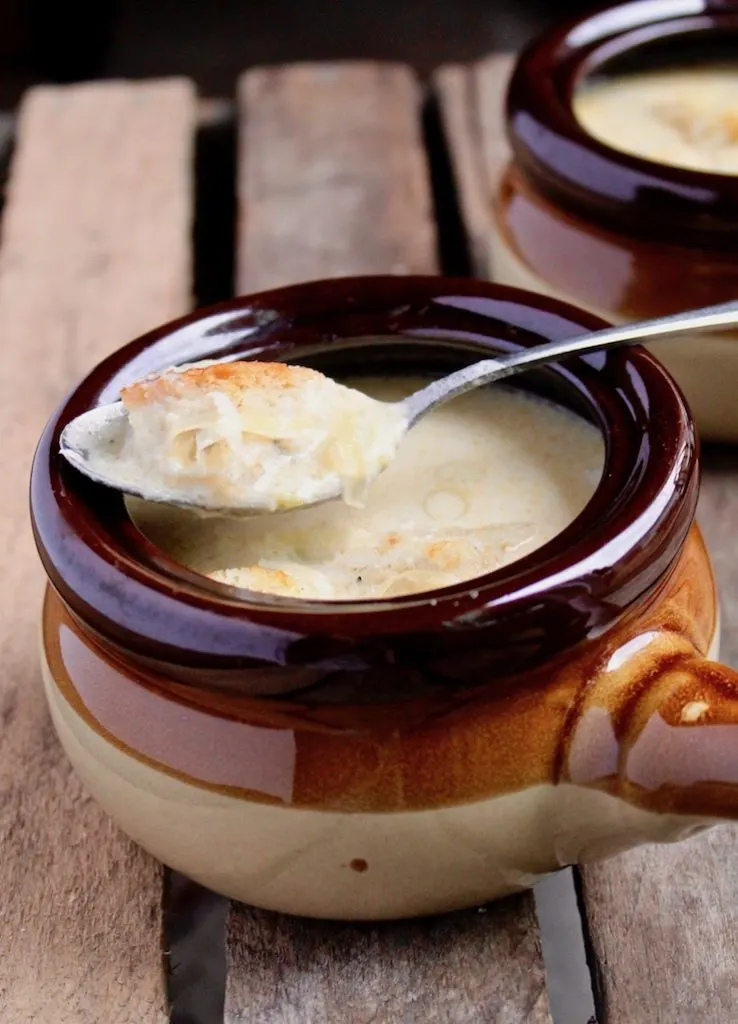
[129,377,604,600]
[574,66,738,174]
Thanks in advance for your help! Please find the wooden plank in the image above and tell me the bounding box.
[226,61,552,1024]
[226,901,550,1024]
[237,62,436,291]
[0,79,195,1022]
[436,54,738,1023]
[580,829,738,1022]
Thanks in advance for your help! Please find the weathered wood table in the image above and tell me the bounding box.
[2,56,737,1024]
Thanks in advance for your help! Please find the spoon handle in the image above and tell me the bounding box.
[402,298,738,425]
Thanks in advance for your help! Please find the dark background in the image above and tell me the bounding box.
[1,1,593,105]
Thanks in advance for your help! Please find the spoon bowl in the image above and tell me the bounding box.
[59,400,365,517]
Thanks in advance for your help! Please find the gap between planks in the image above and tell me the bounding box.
[0,80,196,1023]
[225,61,551,1024]
[435,53,738,1024]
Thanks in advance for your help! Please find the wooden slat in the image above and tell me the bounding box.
[226,900,550,1024]
[226,61,552,1024]
[436,55,738,1023]
[0,79,195,1022]
[580,830,738,1022]
[237,63,436,291]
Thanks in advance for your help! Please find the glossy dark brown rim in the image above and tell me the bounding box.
[507,0,738,248]
[30,276,697,678]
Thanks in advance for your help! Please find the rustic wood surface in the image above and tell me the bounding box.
[0,79,195,1023]
[7,53,736,1024]
[436,54,738,1024]
[225,61,552,1024]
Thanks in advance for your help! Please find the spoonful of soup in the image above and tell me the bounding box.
[60,298,738,515]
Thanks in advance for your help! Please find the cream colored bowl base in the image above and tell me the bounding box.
[42,651,712,921]
[488,232,738,442]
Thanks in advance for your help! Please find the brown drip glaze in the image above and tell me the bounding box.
[41,485,737,820]
[497,163,738,322]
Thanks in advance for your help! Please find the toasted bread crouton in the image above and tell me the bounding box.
[210,563,334,598]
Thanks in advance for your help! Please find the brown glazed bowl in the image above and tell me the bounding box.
[31,276,738,920]
[495,0,738,439]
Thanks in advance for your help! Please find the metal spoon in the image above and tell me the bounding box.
[60,298,738,515]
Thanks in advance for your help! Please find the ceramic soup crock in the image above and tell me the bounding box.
[31,276,738,921]
[495,0,738,440]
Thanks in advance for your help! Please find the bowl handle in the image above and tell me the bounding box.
[565,637,738,821]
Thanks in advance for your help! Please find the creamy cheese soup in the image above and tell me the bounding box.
[129,376,604,600]
[574,66,738,174]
